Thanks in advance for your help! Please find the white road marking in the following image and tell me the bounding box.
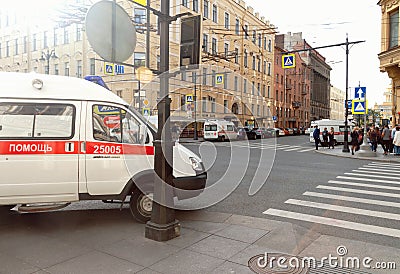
[263,209,400,238]
[316,185,400,198]
[328,180,400,191]
[303,191,400,208]
[343,172,399,180]
[285,199,400,221]
[336,176,400,185]
[358,167,400,173]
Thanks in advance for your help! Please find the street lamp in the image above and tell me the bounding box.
[39,49,57,74]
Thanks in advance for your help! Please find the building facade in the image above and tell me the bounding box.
[276,32,331,122]
[329,85,345,121]
[378,0,400,126]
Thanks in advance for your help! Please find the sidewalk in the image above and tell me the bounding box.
[0,208,398,273]
[315,145,400,163]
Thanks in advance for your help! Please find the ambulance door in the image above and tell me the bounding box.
[85,103,153,196]
[0,100,80,204]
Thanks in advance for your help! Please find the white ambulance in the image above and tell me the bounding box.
[309,119,354,145]
[203,119,237,141]
[0,72,207,222]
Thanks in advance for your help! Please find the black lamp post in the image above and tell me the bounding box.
[39,49,57,74]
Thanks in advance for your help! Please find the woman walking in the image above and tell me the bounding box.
[351,127,359,155]
[328,127,335,149]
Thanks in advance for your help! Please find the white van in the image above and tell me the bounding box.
[203,119,237,141]
[309,119,354,145]
[0,72,207,222]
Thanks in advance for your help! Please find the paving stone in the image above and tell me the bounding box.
[214,224,269,243]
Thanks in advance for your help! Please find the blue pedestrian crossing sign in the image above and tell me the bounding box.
[104,63,114,75]
[352,100,368,114]
[354,87,366,99]
[142,108,150,116]
[216,74,224,85]
[282,54,295,68]
[186,94,193,104]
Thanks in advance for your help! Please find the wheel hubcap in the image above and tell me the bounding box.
[139,193,153,214]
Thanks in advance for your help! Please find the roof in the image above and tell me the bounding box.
[0,72,127,105]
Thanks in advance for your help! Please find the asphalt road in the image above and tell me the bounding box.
[181,135,400,249]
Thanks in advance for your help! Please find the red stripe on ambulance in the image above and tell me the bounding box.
[0,141,79,155]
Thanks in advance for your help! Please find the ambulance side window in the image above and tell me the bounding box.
[92,105,142,144]
[0,103,74,139]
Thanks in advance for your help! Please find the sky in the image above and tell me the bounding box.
[245,0,390,105]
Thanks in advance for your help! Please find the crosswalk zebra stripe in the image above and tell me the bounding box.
[263,208,400,238]
[284,199,400,221]
[303,191,400,208]
[328,180,400,191]
[354,169,400,175]
[372,161,400,166]
[358,167,400,173]
[337,176,400,185]
[316,185,400,198]
[297,148,315,152]
[365,164,400,170]
[343,172,399,180]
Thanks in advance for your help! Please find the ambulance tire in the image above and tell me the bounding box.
[130,185,154,223]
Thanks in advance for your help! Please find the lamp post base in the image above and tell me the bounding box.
[145,219,181,241]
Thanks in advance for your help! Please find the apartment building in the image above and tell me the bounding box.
[0,0,275,129]
[330,85,345,121]
[378,0,400,126]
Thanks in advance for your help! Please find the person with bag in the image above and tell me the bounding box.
[369,126,378,152]
[351,127,359,155]
[313,125,321,150]
[322,127,329,147]
[328,127,335,149]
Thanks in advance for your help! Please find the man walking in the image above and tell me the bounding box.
[381,125,391,155]
[313,125,321,150]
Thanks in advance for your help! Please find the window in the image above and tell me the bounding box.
[134,8,146,30]
[77,60,82,78]
[244,49,248,67]
[76,24,82,41]
[244,25,248,39]
[262,85,266,97]
[64,62,70,76]
[210,97,216,112]
[182,0,188,7]
[252,30,256,43]
[252,56,256,70]
[90,58,95,75]
[212,38,217,55]
[203,34,208,52]
[0,103,75,139]
[224,12,229,29]
[134,52,146,67]
[202,68,207,85]
[235,19,240,35]
[53,28,58,46]
[23,36,27,53]
[252,81,255,94]
[33,34,37,51]
[54,64,59,75]
[193,0,198,12]
[14,38,18,55]
[234,76,238,91]
[92,105,146,144]
[43,31,48,48]
[268,39,272,52]
[390,10,399,48]
[202,97,207,112]
[267,86,271,98]
[244,79,247,93]
[224,73,228,89]
[212,70,216,86]
[63,28,69,44]
[6,41,9,57]
[212,4,217,23]
[263,60,267,74]
[263,36,267,50]
[258,34,262,47]
[224,43,229,57]
[268,62,271,76]
[234,48,239,64]
[203,0,209,18]
[224,100,228,113]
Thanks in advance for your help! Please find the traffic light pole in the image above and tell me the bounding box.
[145,0,180,241]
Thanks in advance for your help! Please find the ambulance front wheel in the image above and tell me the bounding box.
[130,186,153,223]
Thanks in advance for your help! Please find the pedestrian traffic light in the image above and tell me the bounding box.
[180,15,201,67]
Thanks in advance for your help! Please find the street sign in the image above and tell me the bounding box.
[115,64,124,74]
[352,100,368,115]
[354,87,366,100]
[132,0,147,7]
[345,100,352,109]
[142,108,150,116]
[216,74,224,85]
[143,98,149,106]
[186,94,193,103]
[104,63,114,75]
[282,54,295,68]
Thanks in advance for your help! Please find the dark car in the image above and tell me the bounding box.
[237,127,257,140]
[265,128,277,138]
[292,127,300,135]
[253,127,269,139]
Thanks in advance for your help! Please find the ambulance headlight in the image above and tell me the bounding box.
[190,157,204,173]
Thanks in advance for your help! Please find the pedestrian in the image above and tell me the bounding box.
[313,125,321,150]
[356,127,363,151]
[393,127,400,155]
[381,124,391,155]
[322,127,329,148]
[328,127,335,149]
[391,124,398,154]
[350,127,359,155]
[369,126,378,152]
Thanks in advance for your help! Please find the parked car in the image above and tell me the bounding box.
[276,128,286,137]
[237,127,257,140]
[265,128,277,138]
[299,127,306,135]
[253,127,269,139]
[292,127,300,135]
[285,128,294,135]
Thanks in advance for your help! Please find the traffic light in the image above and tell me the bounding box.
[180,15,201,67]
